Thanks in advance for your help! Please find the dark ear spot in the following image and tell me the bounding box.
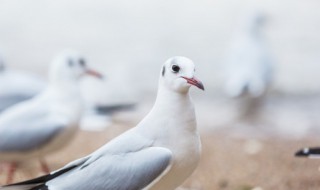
[0,62,4,71]
[68,59,73,67]
[79,58,86,67]
[162,66,165,77]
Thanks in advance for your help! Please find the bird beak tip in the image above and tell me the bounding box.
[85,69,104,79]
[198,82,205,91]
[181,76,205,91]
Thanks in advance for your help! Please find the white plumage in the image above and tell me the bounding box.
[0,50,102,184]
[1,56,204,190]
[224,12,273,118]
[0,56,45,112]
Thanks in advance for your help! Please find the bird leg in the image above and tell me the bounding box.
[0,162,4,174]
[0,163,4,184]
[6,162,17,184]
[39,159,50,174]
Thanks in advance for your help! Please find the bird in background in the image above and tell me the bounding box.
[1,56,204,190]
[0,54,46,112]
[0,50,103,184]
[0,51,132,131]
[79,76,136,131]
[224,11,273,120]
[295,147,320,159]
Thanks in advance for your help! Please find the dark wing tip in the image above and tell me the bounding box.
[295,147,320,157]
[295,148,309,157]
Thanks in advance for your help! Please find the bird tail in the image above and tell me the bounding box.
[295,147,320,158]
[0,175,49,190]
[0,184,46,190]
[0,165,77,190]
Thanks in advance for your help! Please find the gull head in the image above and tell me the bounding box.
[160,56,204,93]
[49,50,103,83]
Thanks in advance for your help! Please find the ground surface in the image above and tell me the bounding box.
[0,122,319,190]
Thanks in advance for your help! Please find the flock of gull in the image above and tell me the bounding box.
[0,12,317,190]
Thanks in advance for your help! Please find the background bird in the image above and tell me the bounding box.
[295,147,320,159]
[79,72,137,131]
[1,56,204,190]
[223,12,274,121]
[0,55,46,112]
[0,50,103,184]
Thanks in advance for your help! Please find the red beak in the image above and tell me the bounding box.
[181,76,205,90]
[85,69,104,79]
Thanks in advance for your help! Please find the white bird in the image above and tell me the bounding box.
[79,72,137,131]
[80,103,136,131]
[224,12,273,118]
[0,56,46,112]
[0,50,103,184]
[1,56,204,190]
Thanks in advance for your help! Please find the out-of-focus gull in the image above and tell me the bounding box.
[79,73,137,131]
[224,12,273,118]
[0,56,46,112]
[80,103,136,131]
[0,50,103,184]
[1,56,204,190]
[295,147,320,159]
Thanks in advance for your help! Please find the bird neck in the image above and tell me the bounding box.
[154,85,190,109]
[43,83,83,122]
[143,83,197,132]
[47,79,82,106]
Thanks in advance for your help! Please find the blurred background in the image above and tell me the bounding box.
[0,0,320,189]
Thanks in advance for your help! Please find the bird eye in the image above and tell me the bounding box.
[171,65,180,73]
[79,58,86,67]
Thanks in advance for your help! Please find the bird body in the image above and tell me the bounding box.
[0,86,81,162]
[0,50,103,183]
[0,68,46,112]
[224,12,273,98]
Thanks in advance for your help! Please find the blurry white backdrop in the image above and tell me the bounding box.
[0,0,319,97]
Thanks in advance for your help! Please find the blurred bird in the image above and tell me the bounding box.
[224,12,273,119]
[295,147,320,158]
[0,55,46,112]
[1,56,204,190]
[80,103,136,131]
[79,70,137,131]
[0,50,103,184]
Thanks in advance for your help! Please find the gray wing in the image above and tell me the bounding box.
[0,116,65,152]
[94,103,135,115]
[0,95,33,112]
[48,147,172,190]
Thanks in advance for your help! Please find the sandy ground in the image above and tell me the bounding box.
[0,115,319,190]
[0,129,319,190]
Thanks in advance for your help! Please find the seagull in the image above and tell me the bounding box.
[0,50,103,184]
[223,12,273,118]
[1,56,204,190]
[295,147,320,159]
[79,73,137,131]
[0,56,46,112]
[80,103,136,131]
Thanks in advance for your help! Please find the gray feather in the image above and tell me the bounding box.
[48,147,172,190]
